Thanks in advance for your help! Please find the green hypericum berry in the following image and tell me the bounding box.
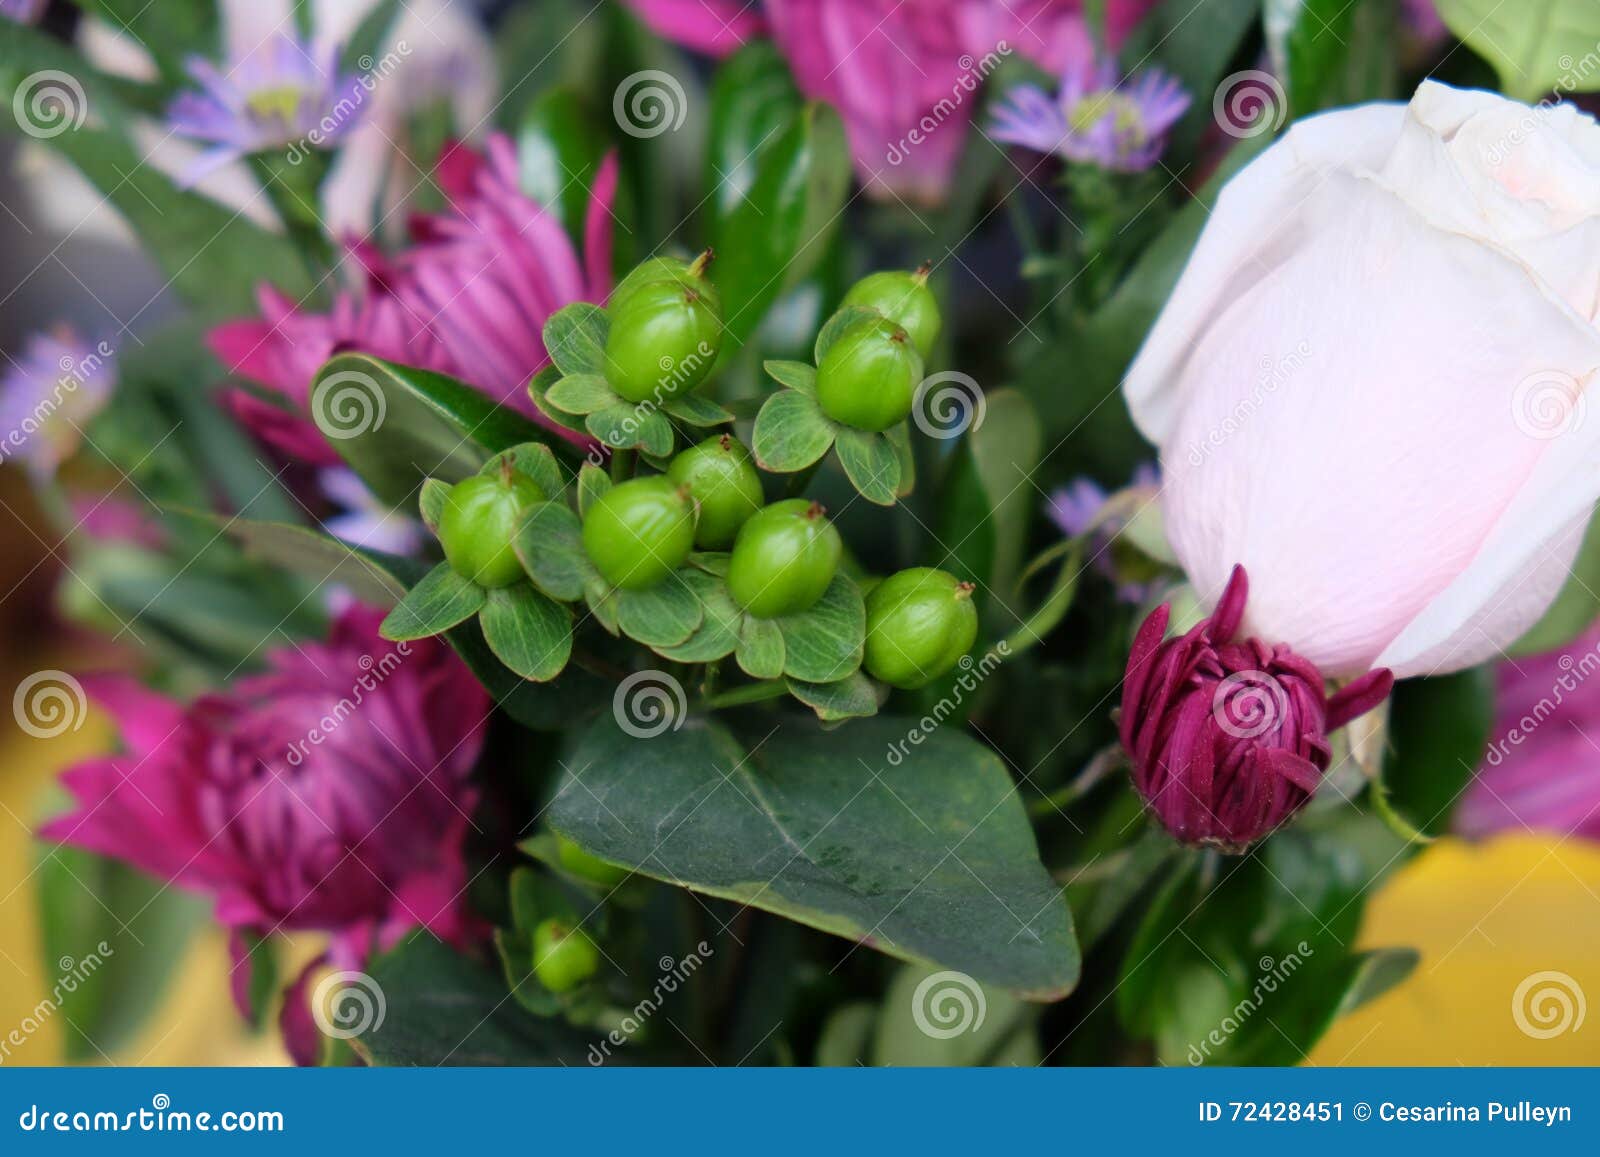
[814,316,924,433]
[436,468,547,589]
[863,568,979,690]
[532,917,600,993]
[726,499,842,619]
[840,265,941,357]
[604,254,724,405]
[666,435,764,550]
[555,834,631,888]
[581,475,697,591]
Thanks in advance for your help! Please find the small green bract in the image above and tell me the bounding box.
[815,316,923,432]
[532,917,600,993]
[581,475,697,591]
[726,499,842,619]
[667,434,764,549]
[436,469,547,589]
[841,266,942,357]
[863,567,978,689]
[555,833,631,888]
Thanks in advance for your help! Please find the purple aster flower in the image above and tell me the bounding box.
[166,32,367,186]
[1047,463,1161,604]
[1,0,47,25]
[0,328,117,481]
[319,467,423,558]
[991,58,1190,172]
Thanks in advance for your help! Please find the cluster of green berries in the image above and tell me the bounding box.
[817,265,941,432]
[604,252,723,404]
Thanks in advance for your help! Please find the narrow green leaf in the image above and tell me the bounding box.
[542,303,611,377]
[419,478,451,533]
[656,570,742,662]
[787,671,878,722]
[381,563,486,641]
[480,584,573,682]
[482,441,568,500]
[776,574,865,683]
[545,373,620,416]
[1434,0,1600,101]
[615,572,705,647]
[833,427,900,506]
[736,615,786,679]
[586,404,675,457]
[577,462,612,518]
[517,85,606,244]
[514,502,593,602]
[662,392,735,427]
[763,359,818,395]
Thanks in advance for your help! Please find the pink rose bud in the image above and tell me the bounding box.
[1125,82,1600,678]
[1121,566,1392,849]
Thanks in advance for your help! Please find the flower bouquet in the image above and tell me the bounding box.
[3,0,1598,1068]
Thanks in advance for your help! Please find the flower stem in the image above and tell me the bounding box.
[701,681,788,710]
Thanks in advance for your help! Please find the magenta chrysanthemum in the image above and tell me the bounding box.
[1120,565,1393,848]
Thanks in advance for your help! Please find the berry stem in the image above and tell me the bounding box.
[701,680,789,710]
[783,459,824,499]
[610,448,636,483]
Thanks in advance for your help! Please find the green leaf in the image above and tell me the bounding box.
[444,618,606,732]
[543,303,611,377]
[480,584,573,681]
[194,513,410,606]
[514,501,595,602]
[656,570,742,662]
[942,389,1044,599]
[311,354,548,506]
[33,841,207,1061]
[763,359,818,395]
[528,365,594,436]
[815,306,880,363]
[1514,509,1600,654]
[1002,539,1085,657]
[1378,668,1495,838]
[1435,0,1600,101]
[419,478,451,533]
[517,85,607,244]
[705,40,803,220]
[814,1003,878,1066]
[1130,0,1260,156]
[546,373,620,416]
[871,962,1033,1067]
[615,572,705,647]
[586,404,676,457]
[713,103,852,348]
[482,441,568,500]
[577,462,612,518]
[381,563,486,641]
[833,427,900,507]
[549,714,1079,996]
[66,1,219,84]
[736,614,787,679]
[752,389,836,472]
[787,672,879,722]
[1117,817,1409,1065]
[1266,0,1359,115]
[232,929,279,1029]
[354,934,601,1066]
[886,423,916,497]
[775,574,865,683]
[662,392,735,427]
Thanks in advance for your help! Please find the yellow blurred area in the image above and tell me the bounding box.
[4,674,1597,1066]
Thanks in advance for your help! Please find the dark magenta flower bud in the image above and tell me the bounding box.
[1119,565,1393,850]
